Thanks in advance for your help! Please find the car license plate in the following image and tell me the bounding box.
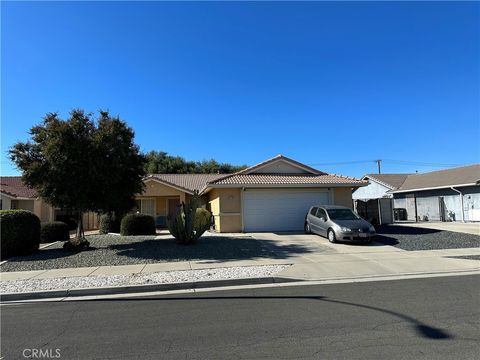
[359,233,367,238]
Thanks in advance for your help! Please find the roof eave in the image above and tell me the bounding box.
[204,183,366,189]
[0,192,36,200]
[143,177,195,195]
[389,182,479,194]
[361,175,396,190]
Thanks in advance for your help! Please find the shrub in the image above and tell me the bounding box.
[0,210,40,259]
[195,208,212,230]
[55,215,78,231]
[120,213,156,236]
[167,191,211,245]
[99,214,110,234]
[40,221,70,243]
[99,213,122,234]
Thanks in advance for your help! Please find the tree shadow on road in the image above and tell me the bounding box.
[75,294,452,340]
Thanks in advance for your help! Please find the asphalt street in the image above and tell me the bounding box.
[2,275,479,360]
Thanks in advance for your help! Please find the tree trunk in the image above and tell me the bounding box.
[75,211,84,241]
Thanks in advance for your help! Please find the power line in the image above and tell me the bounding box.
[307,160,376,166]
[382,159,461,167]
[307,159,463,168]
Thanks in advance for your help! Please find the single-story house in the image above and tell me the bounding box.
[389,164,480,222]
[136,155,366,232]
[0,177,98,229]
[352,174,410,224]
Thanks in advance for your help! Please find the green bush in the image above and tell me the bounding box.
[195,208,212,230]
[120,213,156,236]
[0,210,40,259]
[40,221,70,243]
[99,213,122,234]
[99,214,110,234]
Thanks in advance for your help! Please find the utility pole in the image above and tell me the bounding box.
[375,159,382,174]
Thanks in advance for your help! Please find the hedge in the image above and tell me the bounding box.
[40,221,70,243]
[1,210,40,259]
[120,213,156,236]
[99,213,122,234]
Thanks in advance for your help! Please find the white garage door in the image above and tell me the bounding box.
[243,190,330,232]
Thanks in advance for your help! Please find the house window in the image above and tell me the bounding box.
[135,199,156,217]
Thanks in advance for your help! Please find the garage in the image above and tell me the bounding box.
[243,189,331,232]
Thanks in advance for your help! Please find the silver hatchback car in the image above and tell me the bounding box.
[305,205,376,243]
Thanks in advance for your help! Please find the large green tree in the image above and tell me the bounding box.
[9,110,145,248]
[144,151,246,174]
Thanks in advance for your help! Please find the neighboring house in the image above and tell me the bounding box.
[352,174,410,225]
[136,155,366,232]
[389,164,480,222]
[0,177,98,229]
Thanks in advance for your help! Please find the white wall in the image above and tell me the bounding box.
[1,194,12,210]
[352,180,391,200]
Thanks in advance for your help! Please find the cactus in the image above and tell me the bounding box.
[167,191,212,245]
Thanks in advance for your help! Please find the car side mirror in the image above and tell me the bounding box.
[320,217,326,222]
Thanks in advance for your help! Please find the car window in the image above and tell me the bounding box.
[327,209,359,220]
[316,208,327,219]
[310,207,317,215]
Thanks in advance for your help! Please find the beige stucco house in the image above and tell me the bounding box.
[0,177,98,230]
[2,155,365,233]
[136,155,366,232]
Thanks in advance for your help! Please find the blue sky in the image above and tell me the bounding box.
[2,1,479,177]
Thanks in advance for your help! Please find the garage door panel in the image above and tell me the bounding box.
[243,190,330,232]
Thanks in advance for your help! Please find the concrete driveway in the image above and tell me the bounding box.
[249,231,480,281]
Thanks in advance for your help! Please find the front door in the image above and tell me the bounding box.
[168,198,180,217]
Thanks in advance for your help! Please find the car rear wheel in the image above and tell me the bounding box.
[327,229,336,243]
[304,222,311,234]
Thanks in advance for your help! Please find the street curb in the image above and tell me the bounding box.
[0,276,300,302]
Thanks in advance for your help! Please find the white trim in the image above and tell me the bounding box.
[143,177,194,195]
[389,183,478,194]
[240,187,245,232]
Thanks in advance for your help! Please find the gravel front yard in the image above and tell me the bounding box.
[0,232,312,272]
[0,264,291,293]
[374,225,480,251]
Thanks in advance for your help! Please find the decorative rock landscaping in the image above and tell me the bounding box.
[0,264,290,293]
[374,225,480,251]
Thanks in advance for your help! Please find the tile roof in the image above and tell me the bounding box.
[147,174,229,193]
[208,174,365,186]
[364,173,410,190]
[0,177,38,198]
[391,164,480,192]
